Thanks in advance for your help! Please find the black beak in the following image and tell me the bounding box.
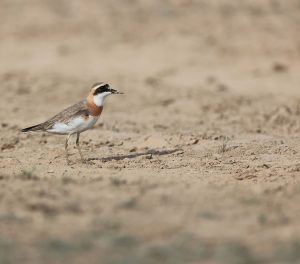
[110,88,123,94]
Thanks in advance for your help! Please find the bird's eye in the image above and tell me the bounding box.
[103,84,110,91]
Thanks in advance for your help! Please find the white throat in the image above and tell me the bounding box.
[93,92,111,107]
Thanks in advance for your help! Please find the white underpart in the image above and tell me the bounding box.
[93,91,112,107]
[47,115,99,135]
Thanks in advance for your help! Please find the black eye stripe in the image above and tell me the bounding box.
[94,84,110,95]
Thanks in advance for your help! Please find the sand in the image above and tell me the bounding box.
[1,1,300,263]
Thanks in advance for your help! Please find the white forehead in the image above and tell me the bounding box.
[91,83,108,91]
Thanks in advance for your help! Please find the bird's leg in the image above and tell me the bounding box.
[76,133,85,163]
[65,133,72,165]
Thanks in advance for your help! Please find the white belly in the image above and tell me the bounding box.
[47,116,99,135]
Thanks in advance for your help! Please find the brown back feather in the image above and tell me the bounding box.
[22,94,104,132]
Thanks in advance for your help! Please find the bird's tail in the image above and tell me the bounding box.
[21,124,43,132]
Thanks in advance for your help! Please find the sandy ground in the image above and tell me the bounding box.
[1,1,300,263]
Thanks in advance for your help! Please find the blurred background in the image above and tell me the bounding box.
[1,0,299,82]
[1,0,300,128]
[1,1,300,264]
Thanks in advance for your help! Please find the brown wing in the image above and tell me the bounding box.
[33,100,89,131]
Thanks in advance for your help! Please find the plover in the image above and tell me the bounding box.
[21,82,123,164]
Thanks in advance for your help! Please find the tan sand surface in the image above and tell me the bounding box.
[1,1,300,263]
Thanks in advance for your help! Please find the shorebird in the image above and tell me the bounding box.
[21,82,123,164]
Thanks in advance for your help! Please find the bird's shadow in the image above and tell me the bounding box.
[88,148,183,162]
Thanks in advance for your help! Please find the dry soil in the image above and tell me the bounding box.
[1,1,300,263]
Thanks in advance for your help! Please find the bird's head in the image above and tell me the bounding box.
[89,82,123,107]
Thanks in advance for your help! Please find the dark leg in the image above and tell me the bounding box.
[65,133,72,165]
[76,133,85,162]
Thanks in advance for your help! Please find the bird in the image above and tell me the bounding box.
[21,82,123,164]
